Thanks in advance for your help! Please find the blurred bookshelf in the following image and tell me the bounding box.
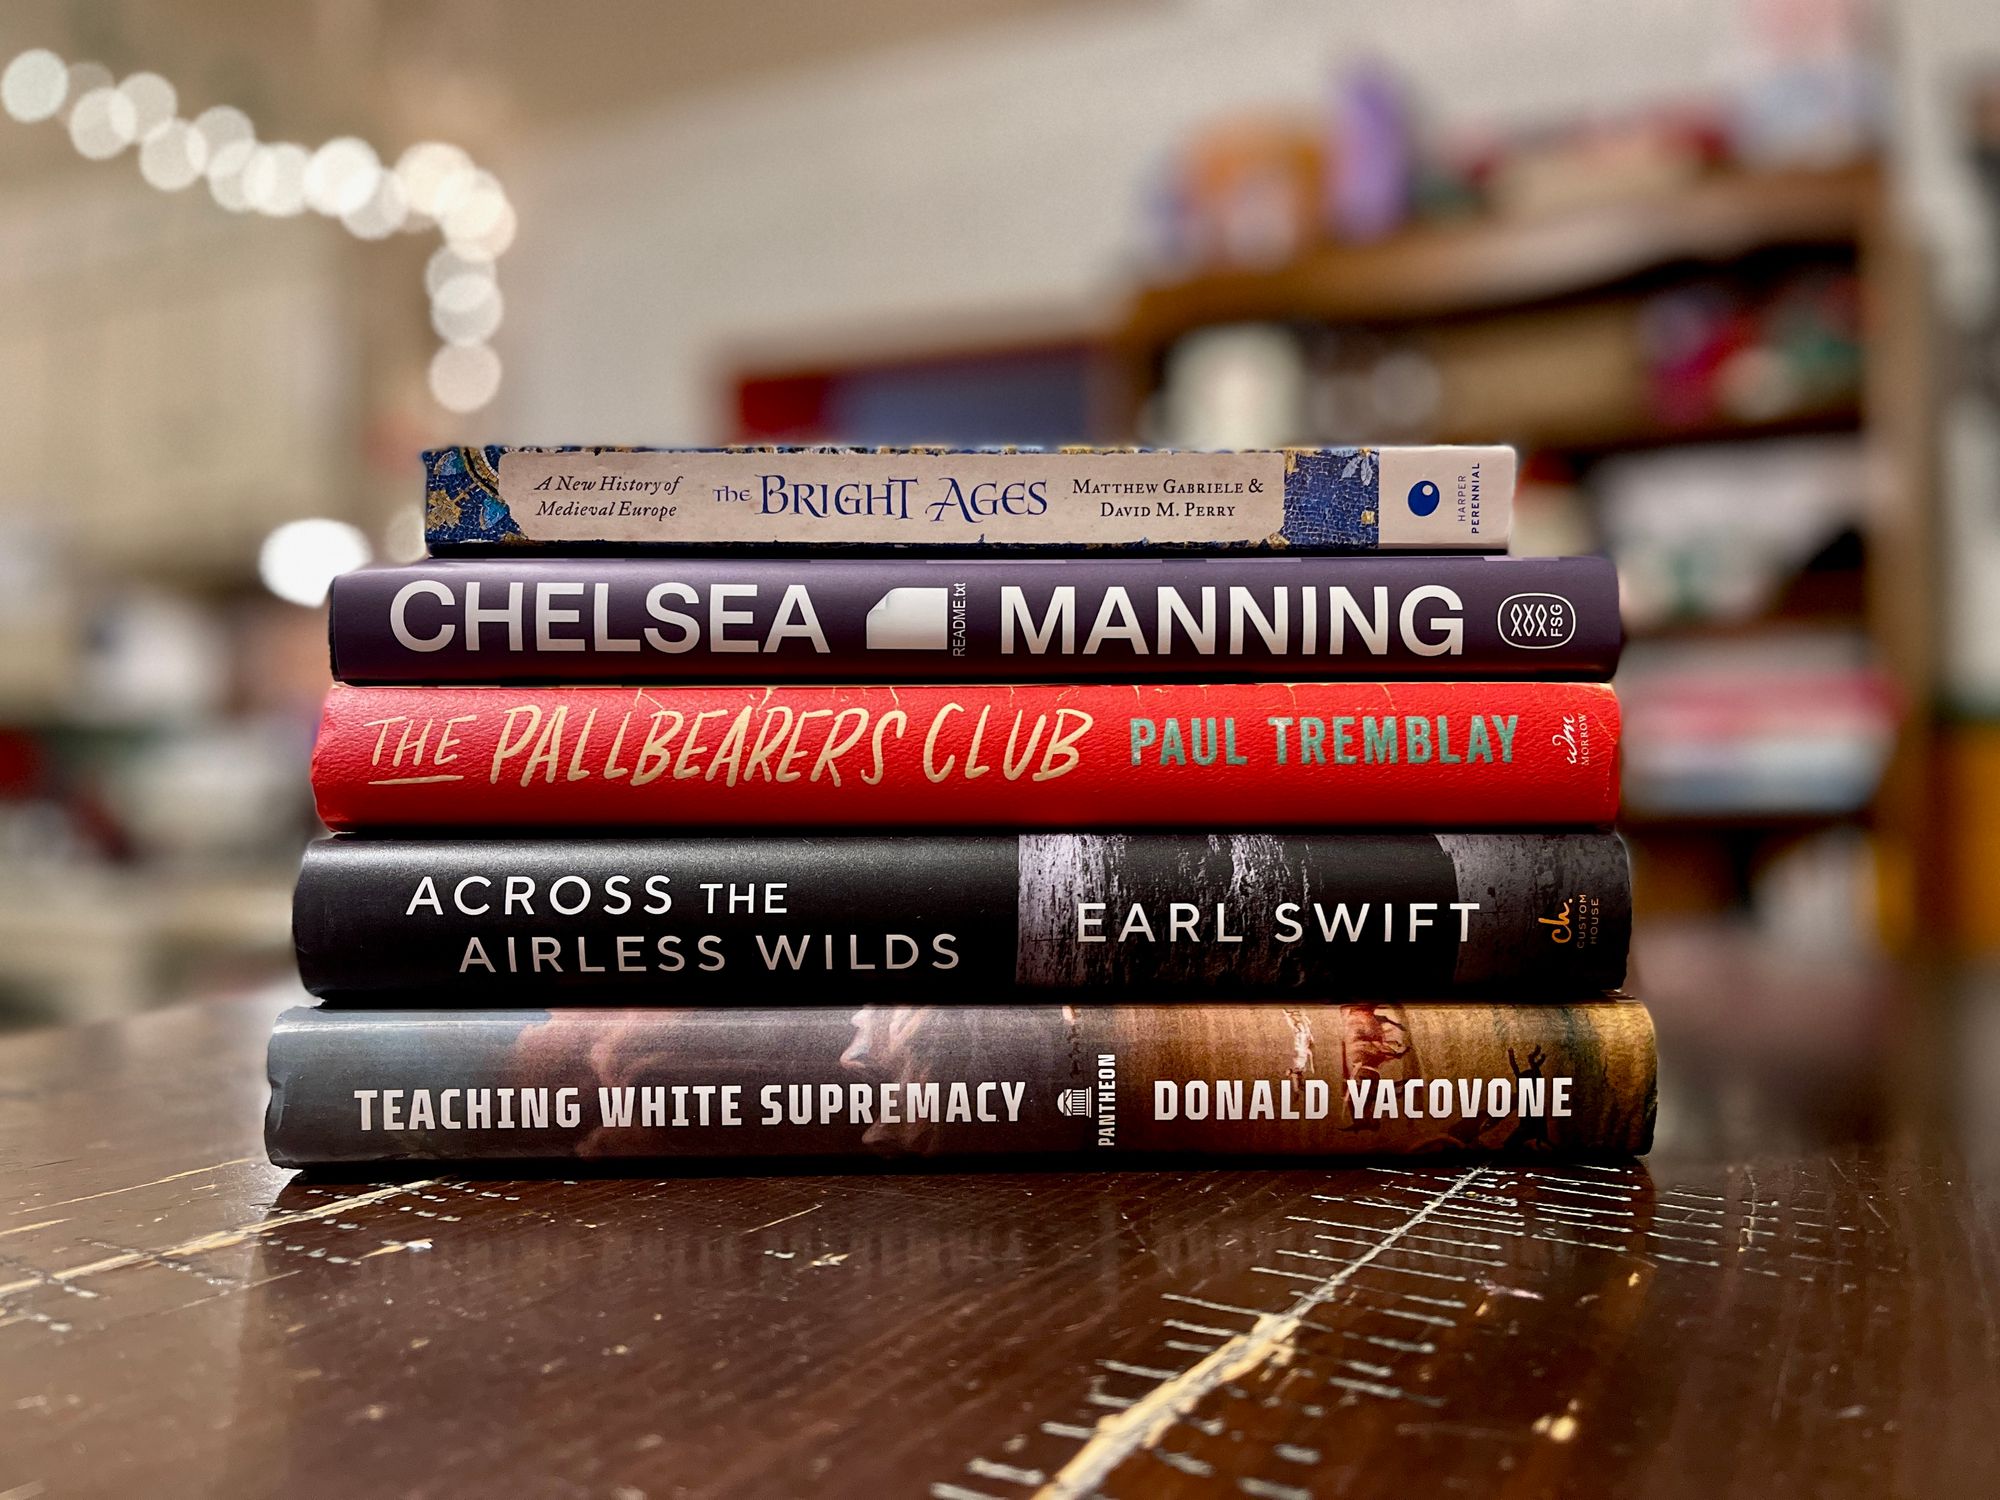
[0,198,348,1026]
[1111,166,1876,350]
[731,163,1939,950]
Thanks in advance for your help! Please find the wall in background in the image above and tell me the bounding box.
[495,0,1755,440]
[492,0,2000,702]
[0,175,349,574]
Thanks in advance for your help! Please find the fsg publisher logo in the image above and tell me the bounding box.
[1497,592,1577,649]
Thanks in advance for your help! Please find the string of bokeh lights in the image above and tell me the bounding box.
[2,47,511,415]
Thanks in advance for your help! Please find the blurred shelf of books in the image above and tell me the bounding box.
[0,150,433,1028]
[0,570,321,1027]
[730,87,1936,960]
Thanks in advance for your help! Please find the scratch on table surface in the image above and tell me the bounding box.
[158,1268,303,1317]
[1096,1356,1182,1381]
[1289,1212,1503,1251]
[1347,1330,1435,1355]
[1324,1371,1444,1407]
[1028,1166,1488,1500]
[1165,1317,1238,1340]
[1538,1179,1641,1203]
[966,1458,1046,1486]
[1270,1255,1468,1292]
[741,1202,824,1234]
[1372,1306,1459,1329]
[1389,1197,1518,1222]
[0,1220,67,1240]
[1828,1156,1893,1229]
[1401,1292,1466,1309]
[1161,1291,1324,1328]
[1289,1233,1501,1268]
[1741,1164,1763,1253]
[1538,1200,1638,1222]
[357,1238,433,1260]
[1239,1477,1311,1500]
[0,1308,70,1334]
[0,1180,438,1300]
[7,1159,255,1214]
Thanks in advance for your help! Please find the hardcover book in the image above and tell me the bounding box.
[422,444,1513,553]
[264,1001,1658,1166]
[327,554,1618,683]
[310,680,1620,830]
[293,831,1631,1000]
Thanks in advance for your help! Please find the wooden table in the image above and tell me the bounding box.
[2,927,1996,1499]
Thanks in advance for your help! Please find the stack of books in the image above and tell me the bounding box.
[266,444,1654,1168]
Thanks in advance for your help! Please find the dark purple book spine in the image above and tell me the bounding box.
[328,554,1620,682]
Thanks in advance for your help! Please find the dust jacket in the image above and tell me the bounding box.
[310,680,1620,830]
[327,554,1616,682]
[293,831,1631,1001]
[265,1002,1658,1166]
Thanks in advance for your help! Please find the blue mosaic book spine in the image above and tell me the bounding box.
[422,445,1513,553]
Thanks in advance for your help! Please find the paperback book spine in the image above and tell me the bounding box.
[293,832,1631,1000]
[310,681,1620,830]
[328,554,1618,683]
[422,444,1513,552]
[264,1002,1658,1167]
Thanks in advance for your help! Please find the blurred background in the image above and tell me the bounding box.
[2,0,1999,1040]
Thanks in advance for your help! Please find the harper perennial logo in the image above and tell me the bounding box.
[1407,479,1441,516]
[1056,1087,1094,1118]
[1498,593,1576,649]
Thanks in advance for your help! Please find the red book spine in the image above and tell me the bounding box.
[311,681,1618,830]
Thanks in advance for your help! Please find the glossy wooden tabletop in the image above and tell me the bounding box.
[2,926,1996,1500]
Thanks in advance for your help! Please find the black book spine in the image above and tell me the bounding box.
[264,1002,1658,1167]
[326,555,1620,682]
[293,832,1630,1002]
